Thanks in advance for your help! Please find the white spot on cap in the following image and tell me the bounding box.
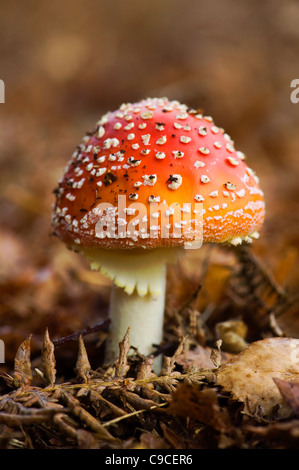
[176,112,188,119]
[149,195,160,202]
[237,151,246,160]
[224,182,236,190]
[128,157,141,166]
[97,126,105,138]
[214,142,222,149]
[194,161,205,168]
[227,156,239,166]
[156,135,167,145]
[199,147,210,155]
[96,167,107,176]
[114,122,122,130]
[201,175,210,183]
[168,174,183,190]
[104,138,120,149]
[226,143,235,153]
[127,133,135,141]
[180,136,191,144]
[124,123,134,130]
[209,190,218,198]
[156,151,166,159]
[172,150,184,159]
[141,111,153,119]
[236,189,246,198]
[142,134,151,145]
[143,174,157,186]
[198,126,207,136]
[194,194,204,202]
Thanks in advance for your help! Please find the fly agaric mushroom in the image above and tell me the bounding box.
[52,97,265,369]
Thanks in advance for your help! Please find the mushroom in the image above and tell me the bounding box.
[52,97,265,371]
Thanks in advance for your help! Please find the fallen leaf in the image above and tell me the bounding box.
[176,344,232,371]
[215,319,248,354]
[216,337,299,419]
[41,328,56,386]
[74,335,91,383]
[13,335,33,388]
[274,378,299,416]
[167,383,231,432]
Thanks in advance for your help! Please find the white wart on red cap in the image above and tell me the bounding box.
[52,97,265,249]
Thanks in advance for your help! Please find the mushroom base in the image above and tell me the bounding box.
[106,275,166,368]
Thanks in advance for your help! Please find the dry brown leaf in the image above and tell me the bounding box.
[167,383,231,433]
[41,328,56,386]
[13,335,33,388]
[176,343,232,371]
[114,328,130,378]
[215,319,248,354]
[75,335,91,383]
[210,340,223,369]
[274,378,299,416]
[216,337,299,419]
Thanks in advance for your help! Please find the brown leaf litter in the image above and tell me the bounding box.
[1,245,299,449]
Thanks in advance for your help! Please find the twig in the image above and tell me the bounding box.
[52,319,110,348]
[101,402,168,428]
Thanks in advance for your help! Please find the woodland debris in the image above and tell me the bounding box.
[216,337,299,419]
[74,335,91,383]
[215,319,248,354]
[41,328,56,387]
[13,335,32,388]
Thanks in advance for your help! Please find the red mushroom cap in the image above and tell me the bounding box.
[52,97,265,249]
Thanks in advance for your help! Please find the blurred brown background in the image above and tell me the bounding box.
[0,0,299,369]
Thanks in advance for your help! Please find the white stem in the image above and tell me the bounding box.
[81,246,185,373]
[105,263,166,368]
